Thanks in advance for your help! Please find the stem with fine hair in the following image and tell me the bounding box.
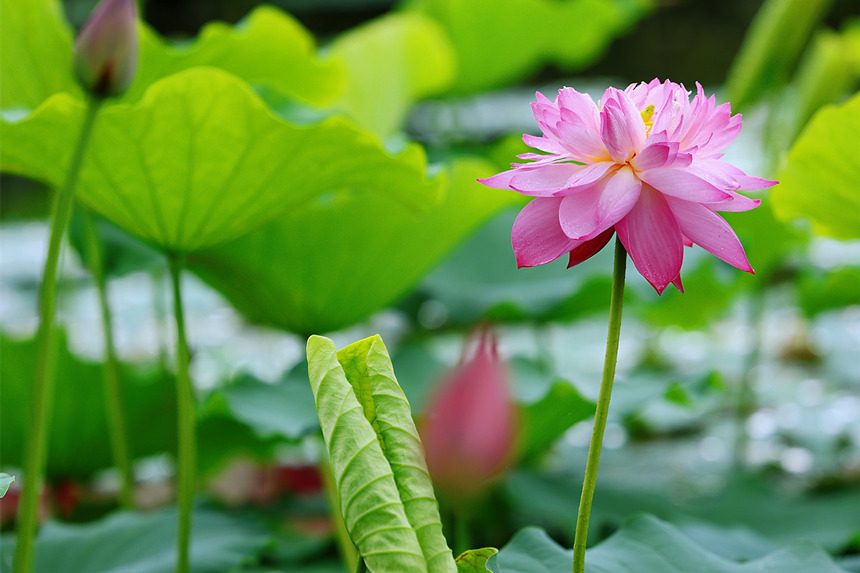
[14,98,102,573]
[168,253,196,573]
[82,210,136,509]
[572,238,627,573]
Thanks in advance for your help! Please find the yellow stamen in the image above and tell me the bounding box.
[640,104,654,136]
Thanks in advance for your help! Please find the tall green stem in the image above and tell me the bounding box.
[14,98,102,573]
[81,210,135,509]
[168,253,196,573]
[572,238,627,573]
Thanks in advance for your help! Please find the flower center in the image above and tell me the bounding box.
[640,104,655,136]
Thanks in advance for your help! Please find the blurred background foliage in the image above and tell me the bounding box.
[1,0,859,571]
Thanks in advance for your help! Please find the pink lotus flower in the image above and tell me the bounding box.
[74,0,138,98]
[420,328,518,499]
[479,79,777,293]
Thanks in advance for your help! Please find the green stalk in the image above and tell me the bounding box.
[168,253,196,573]
[572,238,627,573]
[14,98,102,573]
[81,210,136,509]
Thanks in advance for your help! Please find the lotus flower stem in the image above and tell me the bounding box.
[572,238,627,573]
[81,210,136,509]
[167,253,196,573]
[14,98,102,573]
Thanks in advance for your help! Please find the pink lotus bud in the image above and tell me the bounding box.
[74,0,138,98]
[420,327,518,499]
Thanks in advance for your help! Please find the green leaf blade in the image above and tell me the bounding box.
[2,67,439,252]
[0,473,14,498]
[770,92,860,239]
[307,335,429,573]
[337,336,456,573]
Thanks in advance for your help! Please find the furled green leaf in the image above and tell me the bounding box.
[407,0,653,94]
[456,548,498,572]
[487,515,846,573]
[518,380,595,461]
[0,473,14,498]
[725,0,835,111]
[0,0,79,110]
[129,7,344,106]
[188,157,517,334]
[0,331,175,479]
[0,506,268,573]
[1,67,439,252]
[328,12,455,136]
[307,335,456,572]
[770,92,860,239]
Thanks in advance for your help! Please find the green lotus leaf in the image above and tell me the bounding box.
[456,547,498,573]
[0,0,79,110]
[1,67,439,252]
[487,515,846,573]
[406,0,653,94]
[0,506,268,573]
[188,157,517,334]
[129,6,344,106]
[329,11,455,135]
[0,331,175,479]
[0,473,14,498]
[0,1,342,112]
[770,92,860,239]
[307,335,456,573]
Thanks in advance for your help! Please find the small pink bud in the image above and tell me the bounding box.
[74,0,138,98]
[420,327,518,499]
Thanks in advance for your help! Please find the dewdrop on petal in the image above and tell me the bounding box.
[74,0,138,98]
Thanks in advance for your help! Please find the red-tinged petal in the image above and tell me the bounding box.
[568,228,615,267]
[671,274,684,293]
[74,0,138,97]
[556,121,607,160]
[682,233,694,247]
[558,186,602,239]
[557,87,601,131]
[511,198,577,267]
[509,163,583,196]
[631,142,671,171]
[638,168,732,203]
[559,166,642,240]
[523,133,567,155]
[707,191,761,212]
[478,169,517,190]
[600,89,646,163]
[665,196,754,273]
[615,185,683,294]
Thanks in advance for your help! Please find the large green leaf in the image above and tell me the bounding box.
[129,7,344,106]
[456,548,498,572]
[307,335,456,572]
[770,92,860,239]
[188,157,517,334]
[0,331,175,479]
[1,67,438,252]
[518,380,595,462]
[0,0,79,110]
[0,1,342,112]
[0,506,268,573]
[486,515,847,573]
[407,0,653,94]
[328,12,455,136]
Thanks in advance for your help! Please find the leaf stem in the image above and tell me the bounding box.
[14,98,102,573]
[168,253,196,573]
[572,238,626,573]
[81,210,136,509]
